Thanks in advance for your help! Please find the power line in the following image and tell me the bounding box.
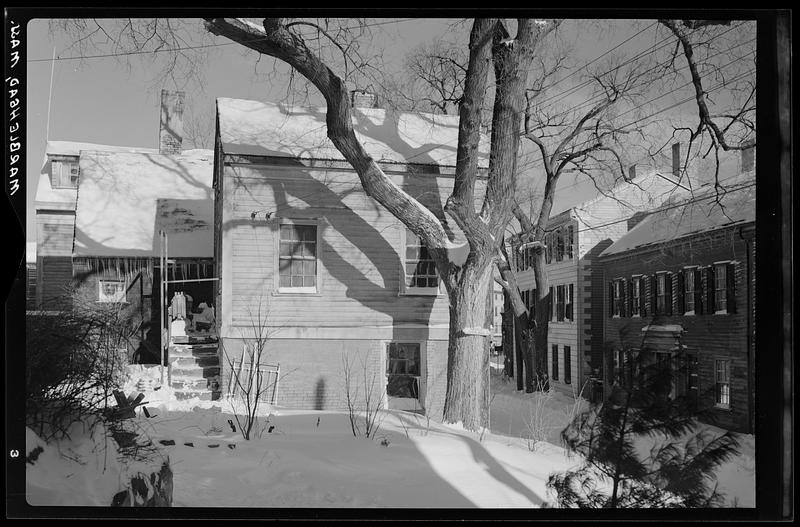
[27,18,419,64]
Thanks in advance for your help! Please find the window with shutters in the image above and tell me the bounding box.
[278,221,318,293]
[551,344,559,381]
[631,276,642,316]
[684,268,696,313]
[564,345,571,384]
[612,279,624,317]
[715,359,731,408]
[402,227,439,295]
[714,263,728,313]
[656,273,667,314]
[565,225,574,259]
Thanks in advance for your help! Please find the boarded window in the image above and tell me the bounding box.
[278,223,317,290]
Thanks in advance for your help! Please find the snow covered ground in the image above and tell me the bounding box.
[26,365,754,509]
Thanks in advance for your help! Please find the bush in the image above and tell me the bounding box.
[26,287,134,441]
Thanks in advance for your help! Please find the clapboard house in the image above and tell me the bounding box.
[213,94,489,418]
[509,169,682,396]
[596,165,755,433]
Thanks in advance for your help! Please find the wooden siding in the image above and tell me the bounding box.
[219,160,481,340]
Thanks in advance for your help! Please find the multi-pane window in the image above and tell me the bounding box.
[657,273,667,314]
[613,279,624,317]
[279,223,317,291]
[556,285,565,321]
[404,228,438,291]
[555,228,565,262]
[98,280,125,303]
[551,344,559,381]
[566,284,573,321]
[631,277,641,316]
[715,359,731,408]
[565,225,574,259]
[563,345,571,384]
[684,268,696,313]
[714,264,728,312]
[554,284,573,322]
[386,342,421,399]
[50,159,80,189]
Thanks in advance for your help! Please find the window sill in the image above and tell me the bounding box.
[714,403,732,411]
[273,289,321,296]
[714,310,728,315]
[97,300,129,304]
[400,288,441,297]
[684,311,695,316]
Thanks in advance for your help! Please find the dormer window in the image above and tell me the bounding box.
[50,157,80,189]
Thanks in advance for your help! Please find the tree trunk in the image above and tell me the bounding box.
[532,250,551,388]
[443,263,494,430]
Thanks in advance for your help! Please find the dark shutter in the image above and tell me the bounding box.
[665,273,673,316]
[726,262,737,313]
[676,270,685,315]
[620,279,627,317]
[608,281,614,318]
[650,275,658,314]
[706,266,715,313]
[693,268,703,314]
[639,278,646,315]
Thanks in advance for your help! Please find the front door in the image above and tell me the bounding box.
[386,342,422,412]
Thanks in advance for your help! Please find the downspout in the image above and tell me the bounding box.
[739,225,753,433]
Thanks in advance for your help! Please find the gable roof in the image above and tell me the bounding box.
[599,176,755,257]
[216,97,489,168]
[73,149,213,257]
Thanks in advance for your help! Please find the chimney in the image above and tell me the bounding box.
[627,211,649,231]
[671,142,681,178]
[741,143,755,173]
[159,89,185,155]
[350,89,377,109]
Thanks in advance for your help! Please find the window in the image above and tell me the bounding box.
[386,342,421,400]
[278,223,317,292]
[714,264,727,313]
[657,273,667,314]
[566,283,573,321]
[98,280,125,303]
[551,344,559,381]
[555,229,565,262]
[684,268,696,314]
[563,345,571,384]
[612,279,624,317]
[556,285,565,321]
[631,276,641,316]
[403,228,439,294]
[715,359,731,408]
[566,225,574,259]
[549,286,555,321]
[50,159,80,189]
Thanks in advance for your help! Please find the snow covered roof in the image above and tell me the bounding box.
[73,149,214,257]
[599,176,755,257]
[216,97,489,168]
[35,141,161,209]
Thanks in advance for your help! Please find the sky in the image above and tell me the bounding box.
[25,17,751,244]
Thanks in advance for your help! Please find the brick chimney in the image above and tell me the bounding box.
[671,142,681,178]
[627,211,649,231]
[159,89,184,155]
[741,143,755,173]
[351,90,377,109]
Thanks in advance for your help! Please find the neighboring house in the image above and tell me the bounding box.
[33,90,214,361]
[26,241,36,310]
[213,95,489,418]
[509,169,684,396]
[596,171,755,433]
